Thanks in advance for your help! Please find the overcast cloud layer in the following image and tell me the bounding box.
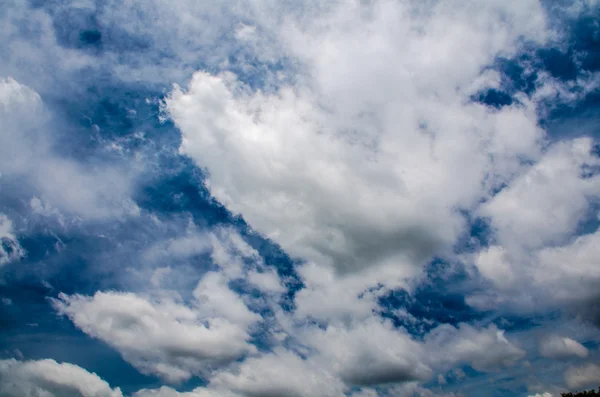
[0,0,599,396]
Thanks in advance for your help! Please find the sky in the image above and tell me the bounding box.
[0,0,599,396]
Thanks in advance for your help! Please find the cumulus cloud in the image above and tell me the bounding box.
[292,262,385,323]
[133,386,240,397]
[471,222,600,313]
[300,318,432,386]
[0,214,24,267]
[539,336,589,360]
[425,324,525,372]
[0,358,123,397]
[3,0,599,395]
[166,0,549,282]
[52,283,259,383]
[268,309,524,391]
[565,363,600,390]
[468,135,600,315]
[479,138,600,251]
[211,348,347,397]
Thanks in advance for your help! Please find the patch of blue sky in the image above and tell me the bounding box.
[378,261,488,336]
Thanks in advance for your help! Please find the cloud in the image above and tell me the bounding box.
[299,318,432,386]
[166,0,549,281]
[0,358,123,397]
[0,77,139,221]
[52,281,259,383]
[142,231,212,266]
[0,2,95,95]
[425,324,525,372]
[0,214,24,267]
[274,307,525,391]
[211,348,347,397]
[565,363,600,390]
[133,386,240,397]
[479,138,600,251]
[470,224,600,313]
[193,272,261,326]
[469,137,600,314]
[2,0,599,396]
[292,262,385,323]
[138,224,286,295]
[539,336,589,359]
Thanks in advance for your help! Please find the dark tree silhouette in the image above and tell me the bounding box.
[561,388,600,396]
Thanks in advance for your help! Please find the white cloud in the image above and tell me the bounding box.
[425,324,525,372]
[3,0,598,395]
[160,8,600,397]
[52,284,259,383]
[0,77,139,221]
[143,231,212,266]
[269,310,525,392]
[299,318,432,386]
[534,229,600,303]
[209,227,261,280]
[469,137,600,313]
[0,214,24,267]
[211,348,347,397]
[193,271,261,327]
[565,363,600,390]
[246,269,286,294]
[96,0,283,85]
[474,246,516,290]
[539,336,589,360]
[141,226,285,294]
[0,3,95,94]
[0,358,123,397]
[348,389,379,397]
[470,226,600,312]
[207,227,287,295]
[134,386,240,397]
[379,382,466,397]
[479,138,600,251]
[292,263,384,323]
[166,0,549,283]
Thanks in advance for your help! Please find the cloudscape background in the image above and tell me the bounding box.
[0,0,599,396]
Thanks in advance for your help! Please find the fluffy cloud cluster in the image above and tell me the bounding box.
[1,0,599,396]
[0,358,123,397]
[46,222,529,393]
[54,276,526,394]
[165,0,600,338]
[166,0,549,282]
[539,335,589,360]
[471,137,600,311]
[52,280,259,383]
[51,227,289,383]
[160,0,600,392]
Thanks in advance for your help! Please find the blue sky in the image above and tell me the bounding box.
[0,1,599,396]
